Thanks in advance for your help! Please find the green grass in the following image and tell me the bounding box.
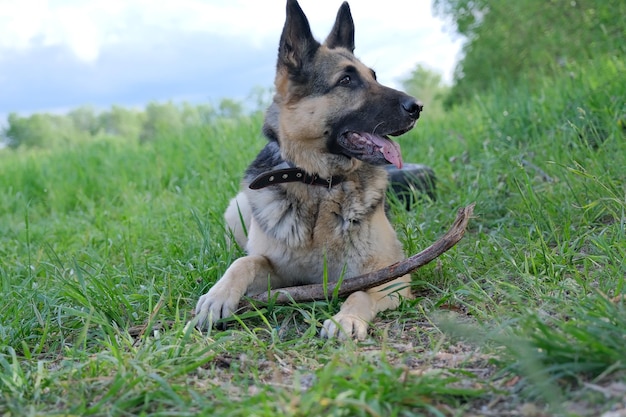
[1,56,625,416]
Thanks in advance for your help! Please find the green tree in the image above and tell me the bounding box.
[99,106,145,139]
[247,86,274,113]
[400,65,450,117]
[218,98,244,119]
[140,101,183,142]
[5,113,46,148]
[68,106,99,136]
[434,0,626,107]
[4,112,83,149]
[180,102,217,126]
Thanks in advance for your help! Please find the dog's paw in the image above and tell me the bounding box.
[194,285,241,330]
[321,313,368,340]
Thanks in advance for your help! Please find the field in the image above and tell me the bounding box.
[1,57,625,416]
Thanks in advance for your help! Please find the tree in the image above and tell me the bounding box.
[218,98,244,119]
[140,101,183,142]
[247,86,274,114]
[4,113,46,148]
[99,106,145,139]
[400,65,450,117]
[68,106,99,136]
[4,112,81,149]
[433,0,626,107]
[180,102,216,126]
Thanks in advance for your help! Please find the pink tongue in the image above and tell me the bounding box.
[366,134,403,169]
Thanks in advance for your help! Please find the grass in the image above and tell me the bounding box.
[1,56,625,416]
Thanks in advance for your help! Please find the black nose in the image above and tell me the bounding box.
[401,97,423,119]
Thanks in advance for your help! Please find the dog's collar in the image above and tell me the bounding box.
[249,163,344,190]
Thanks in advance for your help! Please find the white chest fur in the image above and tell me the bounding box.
[244,179,401,285]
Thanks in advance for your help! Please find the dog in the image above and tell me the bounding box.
[195,0,423,339]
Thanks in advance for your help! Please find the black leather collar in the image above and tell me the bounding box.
[249,166,344,190]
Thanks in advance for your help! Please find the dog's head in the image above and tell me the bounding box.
[264,0,422,177]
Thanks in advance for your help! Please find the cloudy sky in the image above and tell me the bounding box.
[0,0,463,119]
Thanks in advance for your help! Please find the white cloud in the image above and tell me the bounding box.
[50,7,101,61]
[0,0,463,114]
[0,0,283,60]
[0,0,48,49]
[0,0,460,73]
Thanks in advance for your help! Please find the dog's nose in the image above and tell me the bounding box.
[401,97,423,119]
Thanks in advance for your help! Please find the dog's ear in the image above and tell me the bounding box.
[278,0,320,74]
[324,2,355,52]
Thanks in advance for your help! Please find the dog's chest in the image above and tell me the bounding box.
[320,197,367,235]
[249,183,384,248]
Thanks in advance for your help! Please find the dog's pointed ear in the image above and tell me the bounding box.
[278,0,320,74]
[324,2,355,52]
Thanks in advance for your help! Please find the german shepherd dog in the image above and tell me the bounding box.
[195,0,423,339]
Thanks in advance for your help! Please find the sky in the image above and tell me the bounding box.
[0,0,463,120]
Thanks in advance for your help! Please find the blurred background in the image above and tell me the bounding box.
[0,0,623,149]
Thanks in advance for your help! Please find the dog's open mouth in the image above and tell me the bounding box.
[337,132,403,169]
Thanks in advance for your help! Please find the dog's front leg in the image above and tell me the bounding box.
[321,291,374,340]
[321,275,412,340]
[195,255,272,329]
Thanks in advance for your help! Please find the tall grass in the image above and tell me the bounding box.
[1,57,625,415]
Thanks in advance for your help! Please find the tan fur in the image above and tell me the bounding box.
[195,0,421,339]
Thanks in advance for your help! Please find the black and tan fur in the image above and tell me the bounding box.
[195,0,423,339]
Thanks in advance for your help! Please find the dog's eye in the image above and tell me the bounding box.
[338,75,351,86]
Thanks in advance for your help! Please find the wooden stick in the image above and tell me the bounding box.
[243,203,475,306]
